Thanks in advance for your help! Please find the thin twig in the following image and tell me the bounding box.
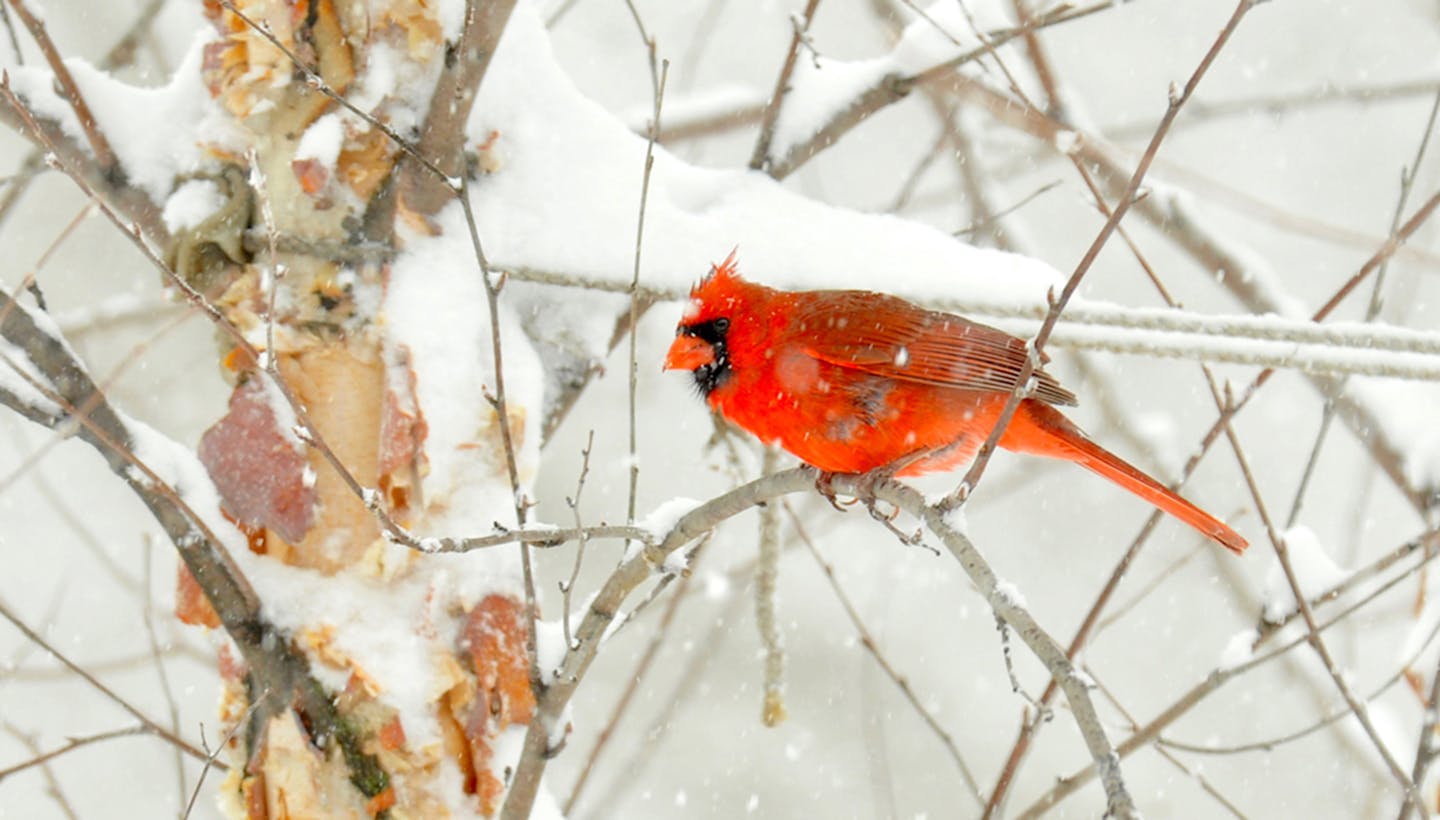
[1090,677,1252,819]
[1018,526,1435,815]
[766,0,1115,180]
[0,725,150,783]
[0,599,213,766]
[183,691,269,820]
[1287,87,1440,529]
[0,722,79,818]
[582,562,754,816]
[756,448,786,727]
[940,0,1259,515]
[0,1,19,67]
[562,539,709,815]
[1403,639,1440,820]
[561,431,595,652]
[1160,582,1440,757]
[505,467,1138,819]
[623,1,668,542]
[1105,77,1440,138]
[213,0,455,189]
[788,501,984,807]
[749,0,822,172]
[141,537,186,804]
[4,0,119,175]
[459,174,548,820]
[1218,389,1422,811]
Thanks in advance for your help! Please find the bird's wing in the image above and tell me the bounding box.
[794,291,1078,407]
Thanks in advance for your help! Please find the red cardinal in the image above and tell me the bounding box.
[663,252,1247,554]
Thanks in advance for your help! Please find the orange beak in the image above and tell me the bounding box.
[663,333,715,372]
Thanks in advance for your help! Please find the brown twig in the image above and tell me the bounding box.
[766,0,1114,180]
[1403,639,1440,819]
[1090,676,1251,819]
[788,501,984,806]
[1106,77,1440,138]
[1018,526,1435,815]
[394,0,518,217]
[0,598,212,766]
[562,538,709,815]
[748,0,822,172]
[1159,576,1440,757]
[183,691,268,820]
[0,725,151,783]
[657,100,766,143]
[756,448,787,727]
[939,0,1260,515]
[624,1,668,537]
[581,558,759,815]
[4,0,118,176]
[560,431,595,652]
[0,1,19,66]
[141,538,187,803]
[1219,385,1421,809]
[0,722,79,818]
[1287,87,1440,528]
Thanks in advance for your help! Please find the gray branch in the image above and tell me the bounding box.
[500,467,1137,819]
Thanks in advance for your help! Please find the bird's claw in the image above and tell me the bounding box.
[810,466,927,548]
[813,469,854,512]
[867,503,924,546]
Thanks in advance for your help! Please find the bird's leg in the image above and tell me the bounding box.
[856,453,933,547]
[810,467,856,512]
[808,464,928,548]
[854,447,933,512]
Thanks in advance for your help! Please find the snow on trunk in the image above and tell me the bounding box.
[181,0,534,816]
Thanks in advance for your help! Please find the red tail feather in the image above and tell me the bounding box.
[1004,403,1248,554]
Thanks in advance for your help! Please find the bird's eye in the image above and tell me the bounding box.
[714,317,730,332]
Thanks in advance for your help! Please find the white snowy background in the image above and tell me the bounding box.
[4,0,1440,817]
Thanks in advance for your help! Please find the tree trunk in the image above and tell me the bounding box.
[176,1,531,815]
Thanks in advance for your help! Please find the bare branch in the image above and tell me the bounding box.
[1219,389,1421,810]
[0,725,150,783]
[504,467,1138,818]
[788,501,984,806]
[749,0,822,172]
[767,0,1114,180]
[0,599,211,766]
[756,448,786,727]
[1018,527,1438,815]
[395,0,519,217]
[562,538,710,815]
[940,0,1260,515]
[4,0,118,175]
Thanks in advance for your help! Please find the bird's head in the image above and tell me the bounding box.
[664,249,750,395]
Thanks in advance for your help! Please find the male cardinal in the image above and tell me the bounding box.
[663,252,1247,554]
